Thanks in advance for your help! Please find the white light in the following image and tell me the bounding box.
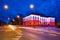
[17,15,20,18]
[9,25,15,30]
[30,4,34,9]
[13,19,15,21]
[4,5,8,9]
[8,18,10,20]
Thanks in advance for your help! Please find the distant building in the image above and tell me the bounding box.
[0,20,7,26]
[23,14,55,27]
[56,21,60,28]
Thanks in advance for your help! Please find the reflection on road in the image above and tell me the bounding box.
[0,25,23,40]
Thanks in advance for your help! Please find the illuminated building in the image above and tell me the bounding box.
[23,14,55,27]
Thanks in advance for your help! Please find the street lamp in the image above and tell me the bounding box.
[30,4,34,9]
[8,18,10,20]
[17,15,20,18]
[13,19,15,21]
[16,15,20,25]
[4,5,8,9]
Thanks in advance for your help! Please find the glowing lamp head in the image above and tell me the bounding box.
[8,18,10,20]
[17,15,20,18]
[30,4,34,9]
[4,5,8,9]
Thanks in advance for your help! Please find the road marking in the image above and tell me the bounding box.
[18,27,60,35]
[12,36,22,40]
[49,34,57,36]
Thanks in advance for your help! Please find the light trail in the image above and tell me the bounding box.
[8,25,16,30]
[8,25,23,40]
[18,27,60,35]
[8,25,23,35]
[49,34,57,36]
[7,25,60,37]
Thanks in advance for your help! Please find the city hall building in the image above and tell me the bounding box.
[23,14,55,27]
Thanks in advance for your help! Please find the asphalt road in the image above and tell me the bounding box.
[20,27,60,40]
[0,26,60,40]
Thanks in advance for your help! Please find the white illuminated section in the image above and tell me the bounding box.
[35,16,38,20]
[43,17,45,22]
[47,18,50,23]
[40,17,43,23]
[45,18,49,24]
[42,17,45,22]
[50,18,55,22]
[4,5,8,9]
[38,16,40,21]
[30,15,40,20]
[23,15,32,21]
[30,4,34,9]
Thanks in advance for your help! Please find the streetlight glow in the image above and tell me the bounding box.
[13,19,15,21]
[8,25,16,30]
[17,15,20,18]
[4,5,8,9]
[30,4,34,9]
[8,18,10,20]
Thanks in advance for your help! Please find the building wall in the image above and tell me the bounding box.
[23,14,55,26]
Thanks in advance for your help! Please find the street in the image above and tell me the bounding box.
[19,27,60,40]
[0,26,60,40]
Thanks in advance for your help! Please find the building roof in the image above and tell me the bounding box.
[29,12,46,17]
[23,12,55,19]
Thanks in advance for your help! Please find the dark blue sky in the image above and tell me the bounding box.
[0,0,60,23]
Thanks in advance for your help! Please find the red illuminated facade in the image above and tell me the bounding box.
[23,14,55,27]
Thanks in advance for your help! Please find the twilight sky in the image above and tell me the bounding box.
[0,0,60,23]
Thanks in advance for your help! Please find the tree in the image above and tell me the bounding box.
[9,15,23,25]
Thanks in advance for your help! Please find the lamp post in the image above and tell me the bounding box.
[7,17,10,24]
[16,15,20,25]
